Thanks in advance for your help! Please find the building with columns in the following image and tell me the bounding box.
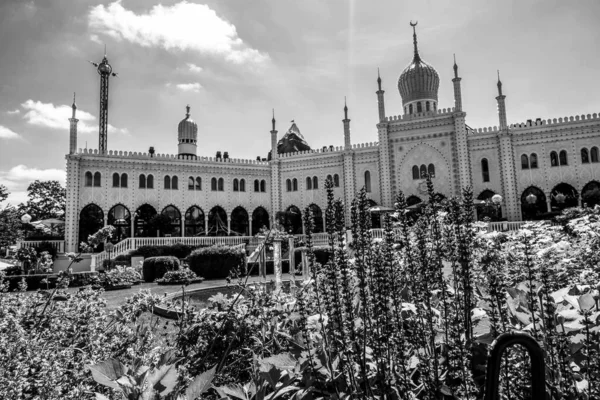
[63,25,600,253]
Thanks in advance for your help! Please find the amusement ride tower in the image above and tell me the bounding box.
[89,49,118,154]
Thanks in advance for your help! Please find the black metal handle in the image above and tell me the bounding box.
[483,331,546,400]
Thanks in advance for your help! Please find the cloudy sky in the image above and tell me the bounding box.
[1,0,600,206]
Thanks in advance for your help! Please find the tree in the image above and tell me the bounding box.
[0,186,24,248]
[18,180,66,221]
[0,184,8,203]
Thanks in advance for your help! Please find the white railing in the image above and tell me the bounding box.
[487,221,528,232]
[16,240,65,253]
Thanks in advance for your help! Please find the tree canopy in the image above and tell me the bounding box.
[18,180,66,221]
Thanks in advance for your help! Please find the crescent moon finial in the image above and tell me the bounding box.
[410,20,418,27]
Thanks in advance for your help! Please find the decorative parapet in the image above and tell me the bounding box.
[509,113,600,131]
[471,126,500,135]
[278,142,379,159]
[75,148,270,165]
[384,107,456,122]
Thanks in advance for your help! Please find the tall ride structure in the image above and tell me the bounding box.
[89,50,117,154]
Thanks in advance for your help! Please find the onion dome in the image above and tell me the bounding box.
[277,121,311,154]
[397,22,439,106]
[178,105,197,144]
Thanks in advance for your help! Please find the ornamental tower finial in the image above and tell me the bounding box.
[344,96,348,120]
[497,70,503,96]
[410,21,420,62]
[453,54,458,78]
[377,67,382,91]
[186,104,190,118]
[271,109,276,131]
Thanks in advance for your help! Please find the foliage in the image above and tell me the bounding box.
[0,203,24,248]
[186,245,246,280]
[100,267,142,288]
[143,256,181,283]
[17,179,66,221]
[155,267,200,285]
[582,188,600,208]
[149,214,175,236]
[0,183,8,203]
[130,243,199,260]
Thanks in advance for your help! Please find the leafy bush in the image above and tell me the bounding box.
[186,245,246,280]
[155,267,200,284]
[129,243,199,259]
[99,267,141,288]
[142,256,180,283]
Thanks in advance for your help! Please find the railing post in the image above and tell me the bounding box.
[273,239,282,291]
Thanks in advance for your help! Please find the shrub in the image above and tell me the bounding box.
[142,256,180,282]
[155,267,200,284]
[129,243,198,259]
[186,245,246,280]
[34,241,59,259]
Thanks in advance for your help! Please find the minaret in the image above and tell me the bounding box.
[452,54,463,112]
[343,98,351,149]
[496,70,508,130]
[69,93,79,154]
[270,109,278,159]
[376,68,386,122]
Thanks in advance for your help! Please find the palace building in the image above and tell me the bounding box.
[63,24,600,253]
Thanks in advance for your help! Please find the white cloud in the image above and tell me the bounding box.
[187,63,203,73]
[0,165,66,206]
[89,34,102,44]
[88,1,269,65]
[0,126,21,139]
[6,109,20,115]
[176,83,202,93]
[20,100,127,135]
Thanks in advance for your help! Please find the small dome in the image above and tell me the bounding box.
[397,24,439,106]
[178,105,197,142]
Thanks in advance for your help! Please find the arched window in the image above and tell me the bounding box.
[233,178,239,192]
[254,179,259,192]
[312,176,318,189]
[218,178,224,191]
[85,171,93,187]
[120,173,127,188]
[139,174,146,189]
[240,179,245,192]
[530,153,538,169]
[161,205,182,237]
[559,150,568,166]
[147,174,154,189]
[333,174,340,187]
[195,177,202,190]
[326,174,332,184]
[427,163,435,178]
[292,178,298,191]
[79,204,104,250]
[185,206,205,237]
[412,165,419,180]
[306,177,312,190]
[260,180,266,192]
[164,175,171,190]
[93,172,101,187]
[426,101,430,111]
[417,102,422,113]
[112,172,120,187]
[481,158,490,182]
[211,177,217,191]
[409,104,413,114]
[364,171,371,192]
[550,151,558,167]
[592,147,599,163]
[582,148,590,164]
[108,204,131,243]
[420,164,427,178]
[171,176,178,190]
[521,154,530,169]
[286,179,292,192]
[188,176,195,190]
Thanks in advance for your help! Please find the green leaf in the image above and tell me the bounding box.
[578,293,595,311]
[185,366,216,399]
[87,359,128,390]
[146,364,179,395]
[216,383,248,400]
[260,353,297,370]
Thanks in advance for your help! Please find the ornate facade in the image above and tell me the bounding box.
[64,25,600,252]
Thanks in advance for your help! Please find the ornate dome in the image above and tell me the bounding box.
[178,105,197,143]
[397,23,439,106]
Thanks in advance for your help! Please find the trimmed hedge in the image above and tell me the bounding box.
[186,245,246,280]
[142,256,180,283]
[130,243,198,259]
[1,272,99,291]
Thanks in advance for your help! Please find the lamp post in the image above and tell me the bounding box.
[21,213,32,224]
[105,242,114,270]
[491,194,503,221]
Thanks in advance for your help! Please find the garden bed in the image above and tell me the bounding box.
[156,277,204,286]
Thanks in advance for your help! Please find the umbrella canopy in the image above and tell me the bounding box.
[368,206,395,213]
[37,218,65,225]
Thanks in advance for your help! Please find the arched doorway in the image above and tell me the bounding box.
[185,206,205,236]
[280,205,302,234]
[476,190,501,221]
[366,199,380,229]
[208,206,228,236]
[521,187,548,220]
[406,195,422,207]
[161,205,182,237]
[308,204,324,233]
[550,183,578,213]
[135,204,157,237]
[108,204,131,243]
[582,181,600,208]
[230,206,249,236]
[79,204,104,252]
[251,207,270,235]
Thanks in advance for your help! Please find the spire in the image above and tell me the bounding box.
[453,54,458,79]
[271,109,276,131]
[185,104,190,118]
[71,92,77,118]
[344,97,348,120]
[497,70,503,96]
[377,68,382,91]
[410,21,421,62]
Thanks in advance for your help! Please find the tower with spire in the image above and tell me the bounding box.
[269,110,281,227]
[376,68,386,122]
[452,54,463,112]
[89,49,117,155]
[69,93,79,154]
[270,110,278,160]
[496,71,508,130]
[177,105,198,157]
[343,98,351,149]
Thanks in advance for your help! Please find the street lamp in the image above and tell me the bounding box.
[526,193,537,205]
[491,194,503,221]
[21,213,32,224]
